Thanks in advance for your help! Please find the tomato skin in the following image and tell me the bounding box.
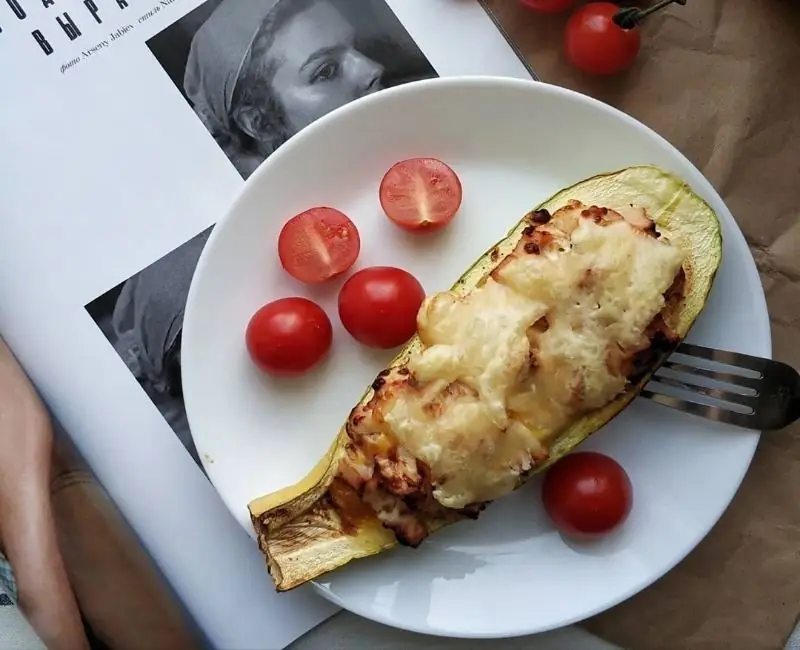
[278,207,361,284]
[338,267,425,349]
[542,451,633,539]
[245,297,333,377]
[379,158,463,233]
[519,0,576,13]
[564,2,641,76]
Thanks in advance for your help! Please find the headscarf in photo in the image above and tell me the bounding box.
[109,230,211,461]
[183,0,280,140]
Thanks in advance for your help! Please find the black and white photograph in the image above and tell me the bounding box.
[85,0,439,467]
[148,0,438,179]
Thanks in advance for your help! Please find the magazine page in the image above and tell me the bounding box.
[0,1,534,647]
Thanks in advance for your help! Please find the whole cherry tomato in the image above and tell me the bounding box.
[245,297,333,377]
[564,2,641,76]
[542,451,633,539]
[519,0,576,12]
[338,266,425,349]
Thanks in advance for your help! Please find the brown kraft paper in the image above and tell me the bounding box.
[483,0,800,648]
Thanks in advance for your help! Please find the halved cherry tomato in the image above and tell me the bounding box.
[519,0,576,13]
[379,158,463,232]
[564,2,641,76]
[245,297,332,377]
[278,207,361,284]
[542,451,633,539]
[338,266,425,349]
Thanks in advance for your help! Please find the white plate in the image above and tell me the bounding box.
[182,77,770,639]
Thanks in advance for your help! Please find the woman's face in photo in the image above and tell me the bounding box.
[265,1,385,133]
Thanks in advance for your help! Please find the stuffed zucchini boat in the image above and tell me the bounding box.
[248,164,723,591]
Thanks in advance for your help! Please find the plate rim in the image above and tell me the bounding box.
[182,75,771,639]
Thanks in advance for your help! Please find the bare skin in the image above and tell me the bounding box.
[0,337,89,650]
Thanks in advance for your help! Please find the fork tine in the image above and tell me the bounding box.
[648,375,758,411]
[643,343,800,431]
[676,342,769,374]
[660,360,762,393]
[640,389,760,429]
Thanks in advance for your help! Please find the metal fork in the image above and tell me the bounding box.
[640,342,800,431]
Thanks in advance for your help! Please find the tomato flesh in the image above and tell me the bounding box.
[338,266,425,349]
[245,297,333,377]
[519,0,576,12]
[278,207,361,284]
[542,451,633,539]
[564,2,641,76]
[379,158,463,232]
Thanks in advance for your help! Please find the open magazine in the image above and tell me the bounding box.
[0,0,536,647]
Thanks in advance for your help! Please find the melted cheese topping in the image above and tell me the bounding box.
[412,278,547,427]
[381,216,686,509]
